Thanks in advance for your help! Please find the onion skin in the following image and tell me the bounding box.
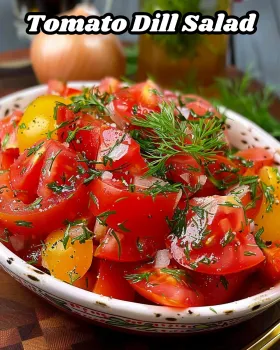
[30,6,126,83]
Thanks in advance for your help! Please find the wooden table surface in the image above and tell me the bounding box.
[0,49,279,350]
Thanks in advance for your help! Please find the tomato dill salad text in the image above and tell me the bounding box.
[1,78,279,308]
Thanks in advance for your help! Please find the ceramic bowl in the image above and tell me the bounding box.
[0,82,280,334]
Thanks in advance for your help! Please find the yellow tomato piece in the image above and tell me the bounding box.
[17,95,71,153]
[42,227,93,284]
[255,166,280,242]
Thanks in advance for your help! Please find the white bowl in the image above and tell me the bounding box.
[0,82,280,334]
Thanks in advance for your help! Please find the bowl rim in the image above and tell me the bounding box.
[0,82,280,322]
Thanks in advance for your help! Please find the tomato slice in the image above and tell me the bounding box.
[96,125,147,176]
[93,259,135,301]
[167,195,265,275]
[111,81,162,129]
[89,177,181,240]
[0,149,19,170]
[37,141,87,199]
[94,228,161,262]
[98,77,121,94]
[261,241,280,284]
[125,263,203,307]
[0,110,22,151]
[193,269,250,306]
[57,105,103,163]
[48,80,81,97]
[10,140,51,201]
[166,154,205,198]
[234,148,274,173]
[2,141,89,239]
[181,94,221,120]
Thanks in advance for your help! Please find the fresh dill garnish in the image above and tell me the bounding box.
[47,182,74,194]
[166,202,189,238]
[143,181,181,199]
[260,181,275,212]
[161,268,187,282]
[221,229,235,247]
[0,228,10,243]
[19,123,26,129]
[244,251,257,256]
[272,167,280,183]
[117,221,130,233]
[110,229,122,259]
[125,271,153,284]
[67,267,80,285]
[89,192,99,207]
[62,219,93,249]
[26,197,43,210]
[26,141,44,157]
[2,133,9,149]
[131,102,227,177]
[255,227,266,249]
[210,307,218,314]
[15,220,33,228]
[220,276,229,290]
[83,169,103,185]
[96,210,116,226]
[45,150,62,173]
[65,124,92,143]
[68,88,114,115]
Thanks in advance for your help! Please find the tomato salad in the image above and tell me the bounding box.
[0,78,279,308]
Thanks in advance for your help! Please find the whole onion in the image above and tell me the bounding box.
[31,5,126,83]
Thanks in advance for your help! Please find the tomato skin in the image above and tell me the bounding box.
[193,270,250,306]
[96,125,147,176]
[73,269,97,291]
[56,106,103,163]
[37,141,87,199]
[112,81,161,130]
[261,242,280,284]
[95,228,161,262]
[93,259,135,301]
[98,77,121,94]
[167,195,265,275]
[42,228,93,284]
[235,148,274,174]
[182,94,221,120]
[2,141,90,239]
[17,95,71,152]
[166,155,205,198]
[255,167,280,242]
[10,140,51,201]
[126,264,204,307]
[0,149,19,170]
[89,178,181,239]
[0,110,22,151]
[48,80,81,97]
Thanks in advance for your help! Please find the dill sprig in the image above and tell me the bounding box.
[132,102,226,177]
[68,88,114,115]
[144,181,182,199]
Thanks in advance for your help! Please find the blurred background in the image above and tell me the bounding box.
[0,0,279,93]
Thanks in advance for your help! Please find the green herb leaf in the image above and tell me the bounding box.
[125,271,152,284]
[15,220,33,228]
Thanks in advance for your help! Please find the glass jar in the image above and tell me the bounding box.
[137,0,231,90]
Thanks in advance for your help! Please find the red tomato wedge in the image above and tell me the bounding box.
[93,259,135,301]
[125,263,203,308]
[56,105,103,163]
[111,81,162,129]
[0,110,22,151]
[234,148,274,173]
[261,241,280,284]
[96,125,147,176]
[167,195,265,275]
[98,77,122,94]
[94,228,161,262]
[89,176,181,240]
[1,140,89,238]
[0,148,19,170]
[48,80,81,97]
